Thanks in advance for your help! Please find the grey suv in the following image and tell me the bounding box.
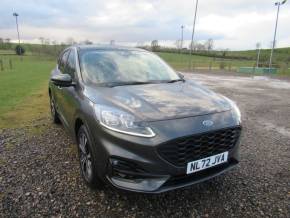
[49,45,242,193]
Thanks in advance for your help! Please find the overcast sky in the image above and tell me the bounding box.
[0,0,289,50]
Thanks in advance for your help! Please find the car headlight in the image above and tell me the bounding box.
[223,97,241,124]
[93,104,155,138]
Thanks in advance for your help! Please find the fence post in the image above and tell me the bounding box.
[9,59,13,70]
[209,62,212,71]
[0,59,3,71]
[228,62,232,72]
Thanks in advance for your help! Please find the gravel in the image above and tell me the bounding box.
[1,72,289,218]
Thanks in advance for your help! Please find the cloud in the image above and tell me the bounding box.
[0,0,289,50]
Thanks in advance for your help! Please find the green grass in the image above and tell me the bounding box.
[0,55,55,127]
[156,52,255,71]
[226,47,290,63]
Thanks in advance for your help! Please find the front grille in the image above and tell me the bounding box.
[157,127,241,167]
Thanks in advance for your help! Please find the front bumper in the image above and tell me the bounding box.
[107,158,239,193]
[88,111,241,193]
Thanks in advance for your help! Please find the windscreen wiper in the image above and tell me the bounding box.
[104,81,155,87]
[166,78,185,83]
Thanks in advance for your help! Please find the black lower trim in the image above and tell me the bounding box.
[162,159,238,189]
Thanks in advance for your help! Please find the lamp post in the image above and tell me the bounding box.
[256,42,261,68]
[269,0,287,69]
[180,25,184,52]
[189,0,199,70]
[13,12,20,44]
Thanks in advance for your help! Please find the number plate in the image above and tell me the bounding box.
[186,152,229,174]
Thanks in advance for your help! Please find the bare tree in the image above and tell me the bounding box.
[44,38,50,45]
[151,40,159,51]
[175,40,182,50]
[196,43,206,51]
[4,38,11,49]
[205,39,214,52]
[136,42,144,47]
[66,37,76,45]
[51,40,58,45]
[188,41,197,51]
[83,39,93,45]
[39,37,45,45]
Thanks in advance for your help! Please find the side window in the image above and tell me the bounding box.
[65,49,76,79]
[58,50,70,73]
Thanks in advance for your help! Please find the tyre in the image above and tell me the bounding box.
[77,125,103,189]
[49,95,61,124]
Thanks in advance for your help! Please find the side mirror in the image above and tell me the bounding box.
[177,72,185,79]
[51,74,74,87]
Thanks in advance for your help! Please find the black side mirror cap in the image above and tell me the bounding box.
[51,74,75,87]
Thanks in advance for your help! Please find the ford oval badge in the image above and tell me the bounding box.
[202,120,214,127]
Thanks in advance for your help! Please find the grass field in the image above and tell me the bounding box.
[226,47,290,63]
[156,52,256,71]
[0,55,55,127]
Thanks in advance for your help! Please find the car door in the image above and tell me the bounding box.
[58,48,80,131]
[52,49,70,121]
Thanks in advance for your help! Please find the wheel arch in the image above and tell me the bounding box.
[75,117,84,141]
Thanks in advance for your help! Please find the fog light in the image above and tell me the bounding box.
[109,158,147,180]
[108,158,169,192]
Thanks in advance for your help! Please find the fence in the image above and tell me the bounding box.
[0,58,14,71]
[158,53,290,74]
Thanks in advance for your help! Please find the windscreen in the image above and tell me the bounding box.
[79,50,179,85]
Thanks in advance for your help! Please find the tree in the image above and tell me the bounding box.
[286,56,290,66]
[51,40,58,45]
[189,41,206,52]
[4,38,11,49]
[82,39,93,45]
[39,37,45,45]
[15,45,25,55]
[188,41,197,51]
[0,38,3,49]
[175,40,182,50]
[44,38,50,45]
[151,40,159,51]
[221,48,229,57]
[136,42,144,47]
[205,39,214,52]
[66,37,76,45]
[196,43,206,52]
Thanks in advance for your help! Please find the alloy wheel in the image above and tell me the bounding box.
[50,97,56,117]
[78,132,93,182]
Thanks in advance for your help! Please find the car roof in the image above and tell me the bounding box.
[73,44,147,52]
